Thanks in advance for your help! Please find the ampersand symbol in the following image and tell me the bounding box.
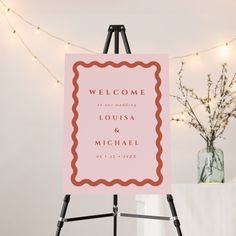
[114,128,120,133]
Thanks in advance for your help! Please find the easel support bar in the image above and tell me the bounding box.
[64,213,114,222]
[120,213,171,221]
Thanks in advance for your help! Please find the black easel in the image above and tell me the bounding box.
[55,25,182,236]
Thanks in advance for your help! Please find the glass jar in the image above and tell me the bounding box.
[197,145,224,183]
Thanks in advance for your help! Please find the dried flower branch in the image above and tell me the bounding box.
[171,63,236,146]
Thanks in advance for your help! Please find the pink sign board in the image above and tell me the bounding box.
[64,54,171,194]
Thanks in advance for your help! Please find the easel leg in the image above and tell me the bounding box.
[167,194,183,236]
[113,195,118,236]
[114,30,119,54]
[103,26,113,54]
[120,28,131,54]
[55,195,71,236]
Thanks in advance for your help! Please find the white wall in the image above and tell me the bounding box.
[1,0,236,235]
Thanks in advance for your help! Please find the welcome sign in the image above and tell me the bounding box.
[64,54,171,194]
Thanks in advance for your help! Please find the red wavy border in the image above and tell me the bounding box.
[71,61,163,186]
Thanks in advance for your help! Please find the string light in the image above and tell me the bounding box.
[31,56,37,61]
[1,0,236,59]
[0,9,63,87]
[171,103,202,119]
[0,0,236,93]
[5,7,10,15]
[225,42,229,51]
[54,80,60,87]
[220,42,230,56]
[0,0,97,53]
[208,98,212,106]
[35,26,40,33]
[64,42,70,49]
[181,112,185,119]
[170,39,235,60]
[195,52,200,60]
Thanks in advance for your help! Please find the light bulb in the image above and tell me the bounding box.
[35,27,40,33]
[12,30,16,35]
[208,98,213,108]
[54,80,60,87]
[195,52,200,60]
[6,8,10,15]
[65,42,70,49]
[225,42,229,51]
[220,42,229,57]
[32,56,37,61]
[181,112,185,119]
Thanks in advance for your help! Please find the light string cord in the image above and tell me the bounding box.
[170,38,236,60]
[0,11,203,118]
[0,0,98,53]
[0,0,235,116]
[0,10,63,86]
[1,0,236,60]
